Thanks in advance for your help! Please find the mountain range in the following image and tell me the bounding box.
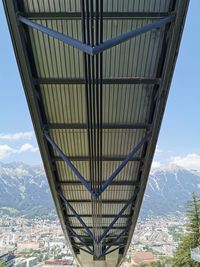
[0,162,200,217]
[142,164,200,216]
[0,162,54,218]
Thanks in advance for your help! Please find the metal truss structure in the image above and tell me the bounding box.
[3,0,190,266]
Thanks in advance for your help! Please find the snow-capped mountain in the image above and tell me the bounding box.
[141,164,200,216]
[0,162,54,216]
[0,162,199,217]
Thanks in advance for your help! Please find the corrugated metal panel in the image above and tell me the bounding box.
[39,84,154,124]
[50,129,89,156]
[40,85,87,123]
[72,228,125,238]
[28,25,84,78]
[22,0,171,13]
[49,129,145,157]
[69,218,128,228]
[61,185,135,201]
[66,203,132,216]
[56,161,139,182]
[103,85,154,123]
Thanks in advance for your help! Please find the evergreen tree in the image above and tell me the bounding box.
[173,193,200,267]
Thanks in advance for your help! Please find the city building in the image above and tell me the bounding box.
[132,251,158,266]
[43,259,73,267]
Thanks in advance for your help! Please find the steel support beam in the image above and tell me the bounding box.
[36,77,160,85]
[53,155,142,162]
[61,199,135,204]
[96,132,151,196]
[71,226,126,230]
[65,225,94,255]
[22,11,171,20]
[44,132,95,196]
[70,234,128,239]
[67,214,129,218]
[74,242,126,247]
[72,244,94,256]
[102,228,129,255]
[59,180,137,186]
[45,122,151,130]
[92,15,175,55]
[58,191,96,243]
[97,188,139,244]
[18,15,93,55]
[101,244,126,258]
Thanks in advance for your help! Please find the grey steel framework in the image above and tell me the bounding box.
[3,0,189,266]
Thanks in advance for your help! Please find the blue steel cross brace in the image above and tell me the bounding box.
[44,131,151,198]
[101,244,126,258]
[58,191,97,243]
[97,187,139,244]
[96,131,151,197]
[44,131,96,197]
[101,227,130,256]
[65,223,94,255]
[57,187,139,248]
[18,15,175,56]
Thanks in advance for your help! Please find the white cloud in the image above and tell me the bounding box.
[171,153,200,172]
[0,143,38,160]
[151,161,161,170]
[0,145,17,159]
[0,131,33,141]
[19,143,39,153]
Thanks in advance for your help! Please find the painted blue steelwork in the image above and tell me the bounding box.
[44,131,150,198]
[92,15,175,55]
[96,132,151,197]
[18,15,94,55]
[65,224,94,255]
[44,132,95,196]
[97,188,139,244]
[103,228,129,255]
[73,244,94,256]
[58,188,138,247]
[18,15,174,56]
[58,191,97,243]
[44,129,148,253]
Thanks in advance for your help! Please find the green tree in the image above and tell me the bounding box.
[139,262,162,267]
[173,193,200,267]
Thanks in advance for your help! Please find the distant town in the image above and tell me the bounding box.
[0,214,187,267]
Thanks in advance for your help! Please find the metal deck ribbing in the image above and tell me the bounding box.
[3,1,189,266]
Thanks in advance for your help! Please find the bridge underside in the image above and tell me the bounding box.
[4,0,189,266]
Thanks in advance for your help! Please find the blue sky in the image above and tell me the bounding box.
[0,1,200,170]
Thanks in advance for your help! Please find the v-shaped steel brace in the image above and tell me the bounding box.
[58,187,139,247]
[44,131,151,198]
[18,15,175,56]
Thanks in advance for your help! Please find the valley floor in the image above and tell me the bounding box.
[0,214,186,266]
